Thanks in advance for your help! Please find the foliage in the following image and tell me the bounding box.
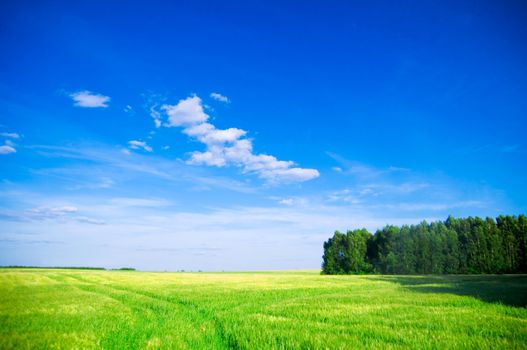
[322,229,372,274]
[322,215,527,275]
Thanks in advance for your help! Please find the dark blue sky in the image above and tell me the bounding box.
[1,1,526,270]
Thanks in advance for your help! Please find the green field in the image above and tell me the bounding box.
[1,269,526,349]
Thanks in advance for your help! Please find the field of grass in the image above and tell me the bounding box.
[1,269,526,349]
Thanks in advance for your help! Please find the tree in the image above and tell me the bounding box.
[345,229,373,273]
[321,231,347,274]
[322,214,527,275]
[321,229,372,274]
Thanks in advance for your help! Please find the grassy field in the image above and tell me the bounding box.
[1,269,526,349]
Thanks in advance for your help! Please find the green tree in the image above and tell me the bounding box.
[321,231,347,274]
[346,229,373,273]
[322,229,372,274]
[323,215,527,275]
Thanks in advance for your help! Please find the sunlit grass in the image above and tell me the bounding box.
[1,269,526,349]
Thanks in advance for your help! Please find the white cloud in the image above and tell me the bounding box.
[70,91,110,108]
[162,96,209,127]
[279,198,295,206]
[188,138,319,183]
[109,197,171,207]
[0,144,16,154]
[142,93,167,128]
[2,204,105,226]
[327,189,362,204]
[27,206,78,219]
[260,167,321,183]
[128,140,153,152]
[274,196,309,206]
[162,95,319,183]
[75,216,106,225]
[0,132,18,154]
[149,106,162,128]
[184,123,247,144]
[188,149,227,166]
[0,132,20,139]
[210,92,230,103]
[326,181,431,206]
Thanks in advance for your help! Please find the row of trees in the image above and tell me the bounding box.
[322,215,527,274]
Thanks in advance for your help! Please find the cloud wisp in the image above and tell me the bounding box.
[0,143,16,155]
[31,143,257,193]
[0,133,17,154]
[0,205,105,225]
[128,140,153,152]
[0,132,20,139]
[70,91,110,108]
[160,95,319,183]
[26,206,78,219]
[210,92,230,103]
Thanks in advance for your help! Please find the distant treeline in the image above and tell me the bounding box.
[1,266,135,271]
[1,266,106,270]
[322,215,527,275]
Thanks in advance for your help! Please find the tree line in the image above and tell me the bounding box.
[322,215,527,274]
[1,266,136,271]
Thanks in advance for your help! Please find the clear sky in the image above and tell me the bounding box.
[1,0,526,271]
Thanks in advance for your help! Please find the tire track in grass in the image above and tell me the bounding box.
[61,273,235,349]
[44,273,158,348]
[112,287,240,349]
[77,282,224,348]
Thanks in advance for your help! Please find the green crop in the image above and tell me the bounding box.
[1,269,526,349]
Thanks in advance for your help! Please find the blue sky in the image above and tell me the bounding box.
[1,0,526,270]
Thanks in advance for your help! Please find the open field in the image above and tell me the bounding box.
[1,269,526,349]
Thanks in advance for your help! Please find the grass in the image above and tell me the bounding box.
[0,269,526,349]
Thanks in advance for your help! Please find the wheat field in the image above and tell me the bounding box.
[1,269,526,349]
